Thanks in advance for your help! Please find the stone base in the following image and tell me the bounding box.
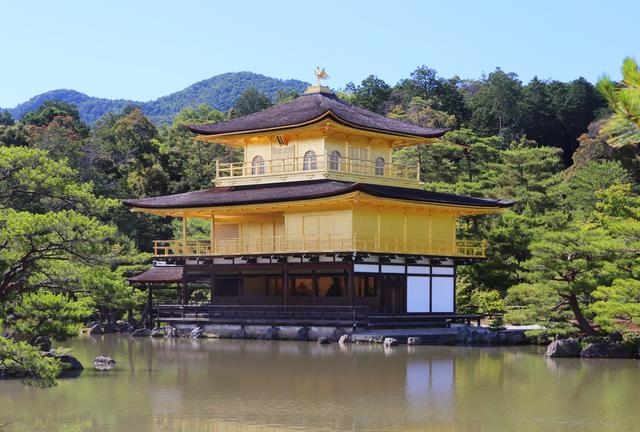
[172,324,350,342]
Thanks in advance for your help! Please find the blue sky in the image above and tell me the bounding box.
[1,0,638,107]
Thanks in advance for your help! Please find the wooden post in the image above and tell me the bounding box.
[283,262,289,308]
[214,260,216,304]
[210,213,215,255]
[181,267,188,305]
[182,216,188,255]
[146,285,153,329]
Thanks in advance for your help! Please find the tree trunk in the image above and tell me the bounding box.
[567,293,597,335]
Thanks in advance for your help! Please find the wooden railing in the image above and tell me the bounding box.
[153,235,486,258]
[156,304,369,326]
[216,153,420,182]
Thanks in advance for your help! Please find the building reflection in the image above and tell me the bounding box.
[145,340,455,431]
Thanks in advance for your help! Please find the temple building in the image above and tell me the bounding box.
[125,80,513,328]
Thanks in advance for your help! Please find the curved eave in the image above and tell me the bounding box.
[188,111,449,143]
[125,190,515,217]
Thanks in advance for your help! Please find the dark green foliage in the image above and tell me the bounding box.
[344,75,393,114]
[0,111,14,126]
[0,336,62,387]
[232,87,272,117]
[395,66,469,122]
[3,292,93,343]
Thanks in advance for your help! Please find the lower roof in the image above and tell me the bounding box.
[123,180,515,210]
[128,266,183,284]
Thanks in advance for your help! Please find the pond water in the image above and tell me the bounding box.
[0,335,638,431]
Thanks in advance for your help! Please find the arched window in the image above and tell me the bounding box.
[303,150,317,171]
[329,151,341,170]
[374,157,385,176]
[251,155,265,175]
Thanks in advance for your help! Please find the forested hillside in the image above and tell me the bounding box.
[1,61,639,385]
[4,72,309,124]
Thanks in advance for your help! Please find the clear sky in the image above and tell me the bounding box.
[1,0,638,107]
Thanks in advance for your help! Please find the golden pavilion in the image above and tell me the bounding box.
[125,79,513,328]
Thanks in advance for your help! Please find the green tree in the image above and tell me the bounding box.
[3,292,93,343]
[395,66,468,121]
[161,104,235,192]
[232,87,272,117]
[505,226,624,335]
[0,111,14,126]
[470,68,523,140]
[492,139,563,214]
[597,57,640,148]
[555,160,631,218]
[0,337,61,387]
[21,100,88,137]
[344,75,392,114]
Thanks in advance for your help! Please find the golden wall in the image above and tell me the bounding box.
[209,203,457,256]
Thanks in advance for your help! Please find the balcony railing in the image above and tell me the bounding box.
[215,153,420,182]
[152,235,486,258]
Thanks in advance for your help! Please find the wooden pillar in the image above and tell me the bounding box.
[283,262,289,308]
[181,267,188,305]
[348,267,354,307]
[210,213,215,255]
[182,216,188,255]
[146,285,153,329]
[209,264,215,305]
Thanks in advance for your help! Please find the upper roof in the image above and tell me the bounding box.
[187,90,449,139]
[123,180,515,210]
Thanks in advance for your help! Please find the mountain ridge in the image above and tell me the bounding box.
[3,72,310,124]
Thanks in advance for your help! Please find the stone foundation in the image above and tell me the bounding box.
[166,323,534,345]
[172,324,351,342]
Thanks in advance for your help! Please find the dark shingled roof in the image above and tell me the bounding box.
[187,91,448,138]
[123,180,515,210]
[128,266,183,284]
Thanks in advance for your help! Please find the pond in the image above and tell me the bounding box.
[0,335,638,431]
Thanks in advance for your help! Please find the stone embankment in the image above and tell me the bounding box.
[129,323,535,346]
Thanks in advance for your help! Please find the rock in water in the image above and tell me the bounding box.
[232,328,247,339]
[580,342,635,359]
[338,334,352,345]
[264,327,279,340]
[190,326,204,339]
[44,350,84,371]
[296,327,309,341]
[150,327,165,338]
[131,328,152,337]
[383,337,399,347]
[544,338,581,358]
[88,324,103,335]
[317,336,330,345]
[102,322,117,334]
[407,337,421,346]
[93,355,116,370]
[114,320,131,333]
[164,326,177,338]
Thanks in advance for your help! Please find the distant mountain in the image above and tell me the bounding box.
[4,72,309,124]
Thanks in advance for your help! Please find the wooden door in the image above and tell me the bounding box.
[380,275,405,314]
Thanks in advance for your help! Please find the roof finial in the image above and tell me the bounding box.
[306,67,333,94]
[314,66,330,86]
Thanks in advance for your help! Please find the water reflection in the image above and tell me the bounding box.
[0,336,638,432]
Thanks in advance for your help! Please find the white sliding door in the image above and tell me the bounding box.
[406,276,430,313]
[431,277,454,312]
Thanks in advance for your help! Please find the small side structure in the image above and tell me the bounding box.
[125,83,515,330]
